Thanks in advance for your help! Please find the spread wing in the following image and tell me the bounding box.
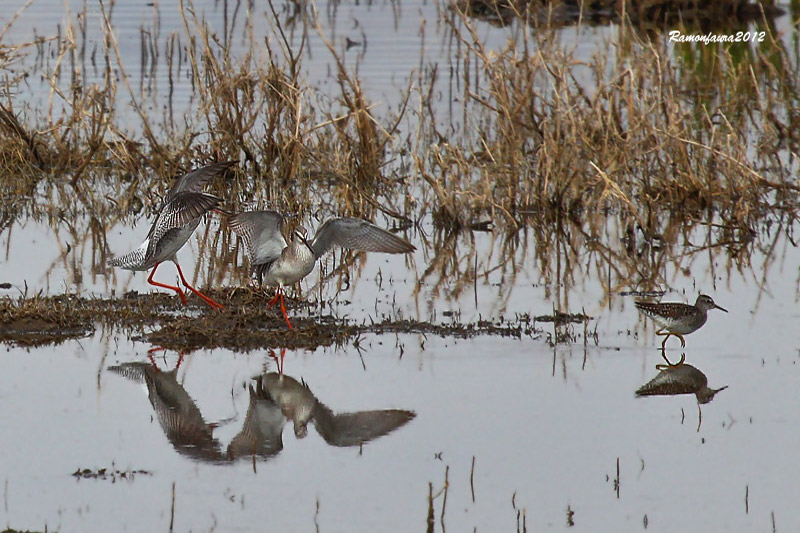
[312,404,416,447]
[228,210,287,266]
[144,192,220,261]
[310,217,415,259]
[166,161,237,200]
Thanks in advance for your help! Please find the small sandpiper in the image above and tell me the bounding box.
[635,294,727,359]
[229,211,415,329]
[109,161,235,310]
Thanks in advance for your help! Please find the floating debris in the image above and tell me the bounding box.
[72,467,152,481]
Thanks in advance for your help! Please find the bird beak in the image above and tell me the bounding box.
[715,304,728,313]
[294,230,310,247]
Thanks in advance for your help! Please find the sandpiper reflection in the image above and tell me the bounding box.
[109,352,415,463]
[636,361,727,404]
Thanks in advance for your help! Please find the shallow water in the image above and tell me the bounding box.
[2,0,800,532]
[4,212,800,531]
[2,282,800,531]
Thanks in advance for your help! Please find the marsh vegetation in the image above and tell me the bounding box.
[2,1,799,532]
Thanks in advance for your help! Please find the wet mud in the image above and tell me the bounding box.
[0,288,543,351]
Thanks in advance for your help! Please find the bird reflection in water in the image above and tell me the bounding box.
[636,360,727,405]
[109,349,415,463]
[108,350,222,462]
[255,368,416,448]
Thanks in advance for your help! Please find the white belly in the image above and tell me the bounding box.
[263,247,316,287]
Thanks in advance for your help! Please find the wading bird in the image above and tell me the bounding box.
[635,294,727,364]
[109,162,235,310]
[229,211,415,329]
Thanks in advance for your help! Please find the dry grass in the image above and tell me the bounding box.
[455,0,784,29]
[1,0,795,231]
[0,0,798,320]
[410,3,799,233]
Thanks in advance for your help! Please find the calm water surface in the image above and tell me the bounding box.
[1,1,799,532]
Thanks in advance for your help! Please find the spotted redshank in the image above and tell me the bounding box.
[229,211,415,329]
[635,294,727,357]
[109,162,236,310]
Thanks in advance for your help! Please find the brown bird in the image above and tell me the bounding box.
[636,363,728,404]
[635,294,727,363]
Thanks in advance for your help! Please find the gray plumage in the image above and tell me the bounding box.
[312,404,416,447]
[228,210,287,281]
[229,210,415,285]
[256,371,416,446]
[108,162,234,310]
[229,210,414,328]
[310,217,416,258]
[227,380,286,460]
[110,162,235,272]
[109,362,223,461]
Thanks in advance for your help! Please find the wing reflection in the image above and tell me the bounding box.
[635,362,727,405]
[108,359,415,463]
[108,361,224,461]
[312,403,417,447]
[258,371,417,448]
[226,380,285,460]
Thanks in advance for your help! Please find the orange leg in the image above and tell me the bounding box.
[174,262,225,310]
[278,290,294,330]
[148,346,185,371]
[148,262,187,305]
[267,290,281,308]
[268,348,287,375]
[268,287,294,329]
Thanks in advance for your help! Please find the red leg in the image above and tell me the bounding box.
[268,348,287,375]
[147,346,185,371]
[279,291,294,330]
[267,289,281,308]
[174,262,225,310]
[148,263,188,305]
[147,346,164,372]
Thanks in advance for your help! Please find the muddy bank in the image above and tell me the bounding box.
[0,288,550,351]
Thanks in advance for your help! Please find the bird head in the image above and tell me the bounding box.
[293,226,310,247]
[696,294,727,313]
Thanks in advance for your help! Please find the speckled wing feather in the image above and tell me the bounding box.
[143,191,220,262]
[166,161,237,200]
[107,362,150,382]
[310,217,415,259]
[634,301,692,326]
[635,364,707,397]
[108,241,149,270]
[228,210,287,265]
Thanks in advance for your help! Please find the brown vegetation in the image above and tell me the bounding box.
[0,0,798,344]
